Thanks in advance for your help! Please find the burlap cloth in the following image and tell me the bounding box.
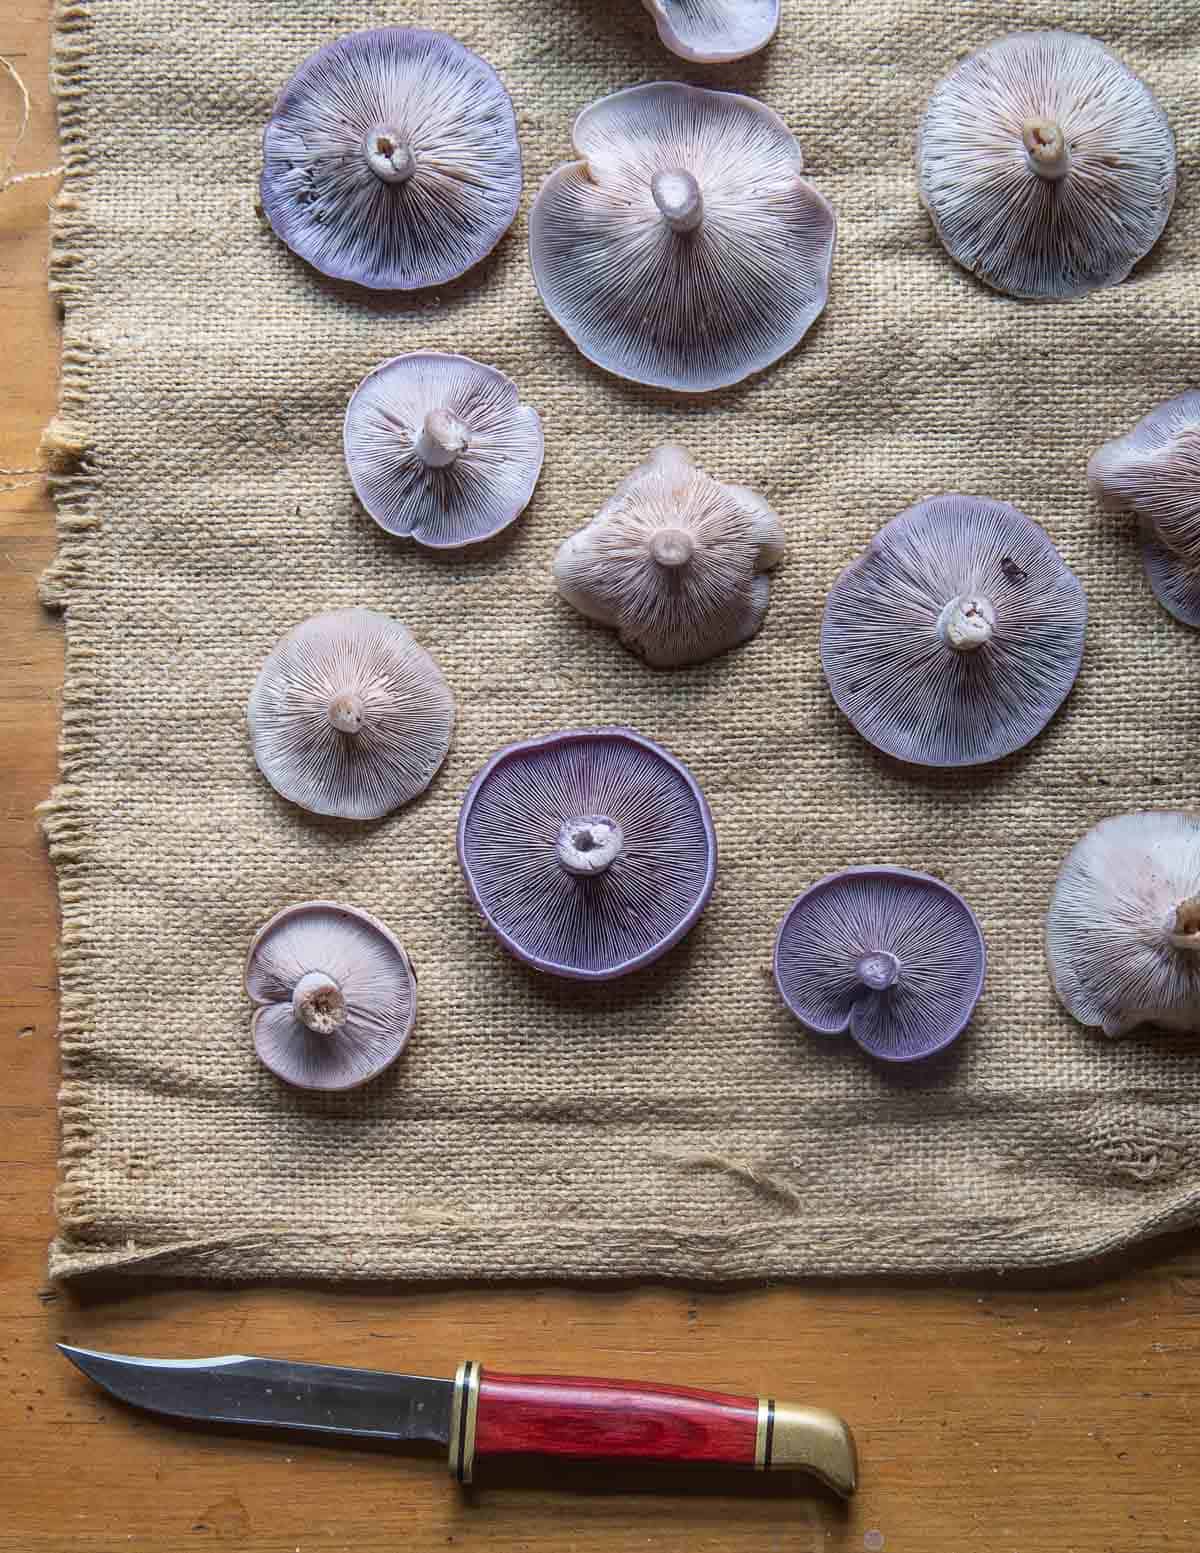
[40,0,1200,1282]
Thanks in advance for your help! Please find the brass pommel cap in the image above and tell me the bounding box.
[755,1398,858,1497]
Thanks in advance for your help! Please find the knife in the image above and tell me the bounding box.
[59,1345,857,1497]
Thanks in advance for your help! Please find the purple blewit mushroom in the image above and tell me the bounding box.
[641,0,779,63]
[248,607,454,821]
[245,901,417,1090]
[773,867,987,1063]
[261,28,522,290]
[528,82,836,393]
[918,31,1176,301]
[820,494,1087,768]
[457,727,716,980]
[1088,391,1200,629]
[1046,812,1200,1038]
[344,353,544,549]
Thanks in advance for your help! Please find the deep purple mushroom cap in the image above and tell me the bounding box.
[261,28,522,291]
[821,494,1087,767]
[457,727,717,980]
[773,867,987,1062]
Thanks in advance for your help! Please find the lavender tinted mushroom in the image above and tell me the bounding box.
[528,82,836,392]
[555,445,785,668]
[248,608,454,820]
[1047,812,1200,1037]
[918,31,1176,300]
[457,727,716,979]
[773,867,986,1062]
[261,28,522,290]
[1088,392,1200,628]
[245,901,417,1089]
[642,0,779,63]
[344,353,544,548]
[821,495,1087,768]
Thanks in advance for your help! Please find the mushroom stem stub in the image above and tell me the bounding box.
[364,125,416,185]
[1022,118,1070,182]
[416,408,470,469]
[651,169,704,233]
[292,970,348,1035]
[857,951,901,992]
[649,526,698,569]
[937,594,996,652]
[556,816,624,877]
[1170,895,1200,951]
[328,692,366,735]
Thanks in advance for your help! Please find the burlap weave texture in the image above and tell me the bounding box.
[42,0,1200,1281]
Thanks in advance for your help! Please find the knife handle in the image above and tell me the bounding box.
[448,1362,856,1496]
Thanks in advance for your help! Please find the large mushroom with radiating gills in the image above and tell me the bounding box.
[1088,391,1200,628]
[1046,812,1200,1037]
[773,867,986,1062]
[457,727,716,980]
[821,495,1087,768]
[248,608,454,820]
[555,444,785,668]
[260,28,522,290]
[344,353,544,548]
[245,901,417,1089]
[918,31,1176,300]
[641,0,779,63]
[528,82,836,393]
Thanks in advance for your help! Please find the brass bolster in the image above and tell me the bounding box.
[448,1360,482,1485]
[754,1397,858,1498]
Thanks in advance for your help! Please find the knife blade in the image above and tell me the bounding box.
[59,1345,857,1497]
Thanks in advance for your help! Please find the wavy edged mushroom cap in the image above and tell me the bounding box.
[344,353,544,548]
[248,608,454,820]
[261,28,522,290]
[821,495,1087,768]
[642,0,779,63]
[457,727,716,980]
[1088,391,1200,628]
[555,444,785,668]
[529,82,836,393]
[918,30,1176,300]
[773,867,986,1062]
[245,901,417,1089]
[1047,812,1200,1037]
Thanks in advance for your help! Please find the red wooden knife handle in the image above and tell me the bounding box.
[447,1362,856,1496]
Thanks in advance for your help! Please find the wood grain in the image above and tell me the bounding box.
[2,3,1200,1548]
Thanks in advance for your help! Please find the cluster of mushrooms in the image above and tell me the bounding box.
[240,18,1199,1091]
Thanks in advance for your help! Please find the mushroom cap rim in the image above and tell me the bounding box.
[643,0,781,63]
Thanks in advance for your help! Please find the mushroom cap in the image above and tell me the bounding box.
[554,444,786,668]
[917,31,1176,300]
[245,901,417,1089]
[528,82,836,393]
[248,607,454,820]
[457,726,717,980]
[642,0,779,63]
[1088,392,1200,627]
[821,494,1087,768]
[261,28,522,290]
[1046,812,1200,1037]
[344,353,544,548]
[773,867,986,1062]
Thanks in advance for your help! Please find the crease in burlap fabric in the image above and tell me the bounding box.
[40,0,1200,1282]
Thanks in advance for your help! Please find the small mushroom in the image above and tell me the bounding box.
[821,494,1087,768]
[248,608,454,820]
[1046,812,1200,1037]
[1088,391,1200,628]
[773,867,986,1062]
[641,0,779,63]
[344,353,544,548]
[457,727,716,979]
[528,82,836,393]
[245,901,417,1089]
[917,31,1176,300]
[261,28,522,290]
[554,445,785,668]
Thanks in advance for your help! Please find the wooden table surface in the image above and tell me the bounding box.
[2,5,1198,1549]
